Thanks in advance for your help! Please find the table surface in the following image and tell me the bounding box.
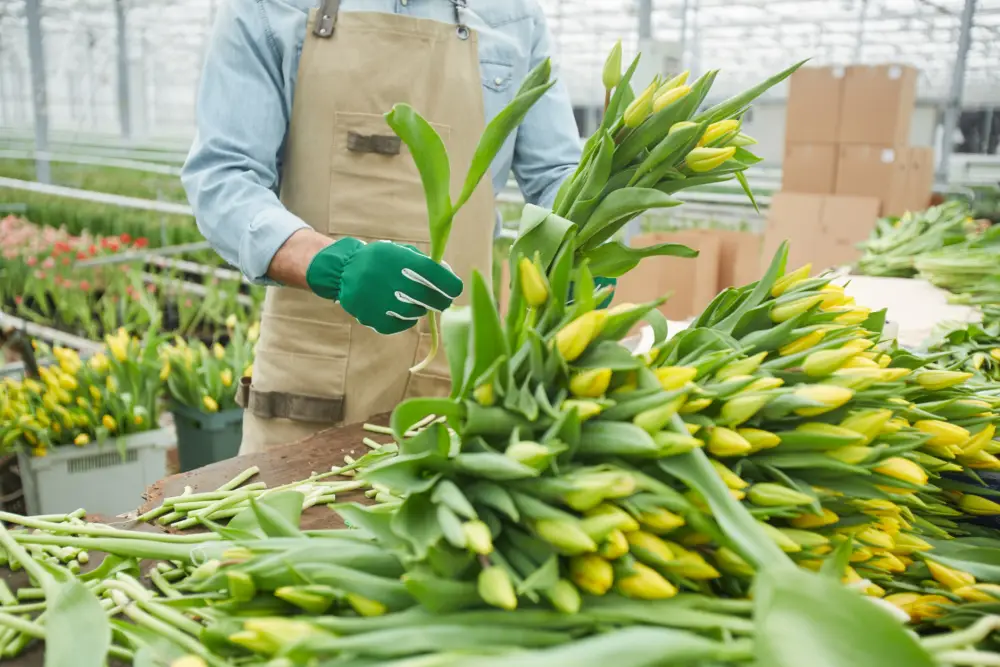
[3,415,390,665]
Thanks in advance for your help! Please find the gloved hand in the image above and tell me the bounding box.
[306,238,463,335]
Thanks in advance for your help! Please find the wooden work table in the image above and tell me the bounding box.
[2,415,389,666]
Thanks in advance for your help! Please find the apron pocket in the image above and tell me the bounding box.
[254,314,350,401]
[329,111,451,244]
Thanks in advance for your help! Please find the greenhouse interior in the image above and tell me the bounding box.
[1,0,1000,664]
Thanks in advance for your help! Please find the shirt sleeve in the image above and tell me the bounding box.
[181,0,310,285]
[510,3,583,210]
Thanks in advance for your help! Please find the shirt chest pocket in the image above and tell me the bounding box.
[479,60,518,168]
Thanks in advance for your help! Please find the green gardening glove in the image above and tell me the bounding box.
[306,238,463,335]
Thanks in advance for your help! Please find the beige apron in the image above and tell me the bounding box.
[238,1,495,453]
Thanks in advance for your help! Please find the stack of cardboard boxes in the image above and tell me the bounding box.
[767,65,936,271]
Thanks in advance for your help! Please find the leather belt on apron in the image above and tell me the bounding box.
[238,0,495,453]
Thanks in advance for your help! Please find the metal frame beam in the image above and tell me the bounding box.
[114,0,132,139]
[938,0,977,179]
[24,0,50,184]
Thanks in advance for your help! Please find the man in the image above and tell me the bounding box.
[182,0,582,453]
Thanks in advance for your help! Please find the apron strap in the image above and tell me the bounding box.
[236,377,345,423]
[314,0,341,38]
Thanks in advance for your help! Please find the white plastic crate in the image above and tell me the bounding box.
[17,428,175,517]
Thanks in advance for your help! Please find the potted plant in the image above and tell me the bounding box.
[0,331,172,516]
[161,316,255,471]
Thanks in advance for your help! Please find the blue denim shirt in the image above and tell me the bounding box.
[181,0,582,283]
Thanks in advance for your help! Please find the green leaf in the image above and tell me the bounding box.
[715,241,788,334]
[734,147,764,166]
[655,174,734,195]
[363,452,443,495]
[402,571,482,613]
[432,480,478,520]
[923,539,1000,582]
[249,494,305,537]
[229,490,305,537]
[391,397,465,443]
[573,340,645,370]
[391,493,444,560]
[631,122,707,186]
[442,307,473,399]
[437,505,467,550]
[584,240,698,278]
[334,504,409,550]
[598,301,664,342]
[467,482,521,522]
[384,104,452,261]
[579,421,661,457]
[456,60,555,210]
[518,555,561,595]
[660,450,791,569]
[695,60,809,125]
[510,205,577,275]
[45,579,111,667]
[820,537,854,581]
[464,271,510,395]
[566,132,616,225]
[754,567,935,667]
[735,171,759,214]
[452,453,541,481]
[577,188,682,251]
[602,55,641,133]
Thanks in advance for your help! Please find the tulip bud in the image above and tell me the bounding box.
[602,40,623,90]
[581,513,636,543]
[569,554,614,596]
[636,507,686,534]
[829,368,884,390]
[960,423,996,456]
[505,441,552,469]
[716,352,768,380]
[654,366,698,391]
[554,311,607,361]
[719,394,769,427]
[684,146,736,173]
[873,457,928,489]
[617,561,678,599]
[710,459,749,490]
[707,427,753,457]
[243,619,325,652]
[747,483,814,507]
[664,546,721,579]
[473,382,495,407]
[958,494,1000,516]
[570,368,613,398]
[698,119,740,146]
[927,560,976,591]
[728,132,757,147]
[803,348,859,377]
[840,409,893,445]
[856,527,895,550]
[868,552,907,574]
[793,384,854,416]
[908,595,952,621]
[653,431,704,456]
[668,121,699,135]
[778,528,830,550]
[518,257,549,308]
[534,519,598,555]
[656,70,690,94]
[790,508,840,529]
[914,369,973,391]
[770,295,824,323]
[759,521,802,553]
[623,80,658,128]
[462,520,494,555]
[831,307,872,325]
[817,285,851,310]
[827,446,873,465]
[679,397,713,414]
[170,658,208,667]
[842,356,879,370]
[545,579,582,614]
[275,586,336,614]
[742,377,785,393]
[633,395,686,433]
[779,330,826,356]
[915,420,970,447]
[892,533,932,554]
[561,399,603,421]
[771,264,813,297]
[626,530,676,568]
[954,584,1000,603]
[599,529,630,560]
[478,567,518,610]
[652,85,692,113]
[739,428,781,452]
[713,547,754,577]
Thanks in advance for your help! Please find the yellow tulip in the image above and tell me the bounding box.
[518,257,548,308]
[771,264,813,297]
[602,40,623,90]
[914,370,973,391]
[915,420,970,447]
[554,311,607,362]
[623,80,657,128]
[652,85,691,113]
[685,147,736,173]
[770,295,824,323]
[654,366,698,391]
[203,395,220,413]
[927,560,975,590]
[707,427,752,457]
[793,385,854,416]
[698,119,740,146]
[779,330,825,356]
[570,368,612,399]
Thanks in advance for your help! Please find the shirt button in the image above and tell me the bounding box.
[494,77,504,86]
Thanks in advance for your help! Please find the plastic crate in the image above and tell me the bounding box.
[17,428,175,517]
[171,403,244,472]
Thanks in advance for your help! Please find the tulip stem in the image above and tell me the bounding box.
[934,650,1000,666]
[922,616,1000,652]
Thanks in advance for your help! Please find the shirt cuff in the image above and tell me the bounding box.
[241,206,311,285]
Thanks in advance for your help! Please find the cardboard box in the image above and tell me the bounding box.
[906,147,935,213]
[786,66,845,144]
[763,192,880,271]
[708,229,762,290]
[616,232,722,321]
[783,144,839,194]
[835,145,910,217]
[839,64,918,146]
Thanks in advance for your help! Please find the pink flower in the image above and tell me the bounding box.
[61,256,71,266]
[80,280,92,291]
[34,270,46,280]
[77,251,87,260]
[146,283,157,294]
[14,295,23,305]
[26,256,38,267]
[134,237,150,249]
[184,299,193,308]
[42,257,55,269]
[120,233,132,244]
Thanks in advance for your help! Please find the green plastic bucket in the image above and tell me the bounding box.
[171,402,244,472]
